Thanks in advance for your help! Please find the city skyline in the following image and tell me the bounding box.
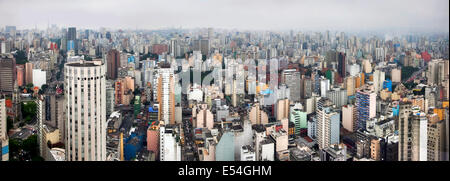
[0,0,449,33]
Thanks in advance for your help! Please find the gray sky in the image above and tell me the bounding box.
[0,0,448,32]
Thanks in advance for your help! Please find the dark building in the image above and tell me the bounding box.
[0,55,16,93]
[192,39,210,58]
[106,32,111,40]
[67,27,76,41]
[338,52,346,79]
[107,49,120,80]
[85,29,89,39]
[67,27,77,51]
[385,137,398,161]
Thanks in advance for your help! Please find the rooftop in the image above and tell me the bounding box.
[66,60,103,67]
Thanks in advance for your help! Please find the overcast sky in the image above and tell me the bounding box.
[0,0,448,32]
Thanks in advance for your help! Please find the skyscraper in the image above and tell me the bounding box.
[157,63,175,125]
[106,49,120,80]
[316,98,340,150]
[281,69,301,102]
[337,52,346,81]
[16,65,24,87]
[67,27,77,52]
[398,106,428,161]
[160,125,181,161]
[398,102,412,161]
[342,105,356,132]
[0,98,8,161]
[356,88,376,130]
[0,56,16,93]
[64,60,106,161]
[427,114,446,161]
[326,87,348,108]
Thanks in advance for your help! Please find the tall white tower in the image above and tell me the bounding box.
[64,60,106,161]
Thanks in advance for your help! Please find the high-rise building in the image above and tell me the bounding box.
[194,104,214,129]
[342,105,356,132]
[326,87,348,108]
[411,111,428,161]
[399,105,428,161]
[16,65,24,87]
[427,114,446,161]
[398,102,412,161]
[391,68,401,83]
[44,94,66,144]
[105,80,115,117]
[356,88,376,130]
[373,69,385,93]
[276,99,290,121]
[1,99,8,161]
[32,69,47,89]
[0,56,16,93]
[316,98,340,150]
[370,138,382,161]
[249,103,269,125]
[157,64,175,125]
[289,106,307,136]
[25,62,33,85]
[281,69,301,102]
[200,39,210,57]
[67,27,77,52]
[159,125,181,161]
[337,52,346,81]
[106,49,120,80]
[64,60,106,161]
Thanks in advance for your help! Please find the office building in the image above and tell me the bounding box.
[1,99,8,161]
[356,88,376,130]
[316,98,340,150]
[106,49,120,80]
[342,104,356,132]
[338,52,346,81]
[289,106,307,136]
[0,56,16,93]
[281,69,301,102]
[16,65,24,87]
[326,87,348,108]
[160,125,181,161]
[427,115,446,161]
[67,27,77,51]
[64,60,107,161]
[25,62,33,85]
[157,65,175,125]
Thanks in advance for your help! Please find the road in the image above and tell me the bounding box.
[182,112,196,161]
[403,66,427,83]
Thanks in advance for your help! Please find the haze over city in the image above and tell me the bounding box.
[0,0,449,169]
[0,0,449,33]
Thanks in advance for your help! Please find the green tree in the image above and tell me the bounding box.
[7,116,13,131]
[14,50,28,64]
[26,83,34,89]
[21,101,37,123]
[401,66,419,81]
[22,135,38,154]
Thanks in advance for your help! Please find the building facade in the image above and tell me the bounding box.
[64,60,107,161]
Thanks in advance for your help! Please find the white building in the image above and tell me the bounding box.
[157,66,175,125]
[160,126,181,161]
[32,69,47,88]
[64,60,107,161]
[240,145,256,161]
[1,99,8,161]
[188,87,203,102]
[348,64,361,77]
[320,78,330,97]
[373,69,385,93]
[260,139,275,161]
